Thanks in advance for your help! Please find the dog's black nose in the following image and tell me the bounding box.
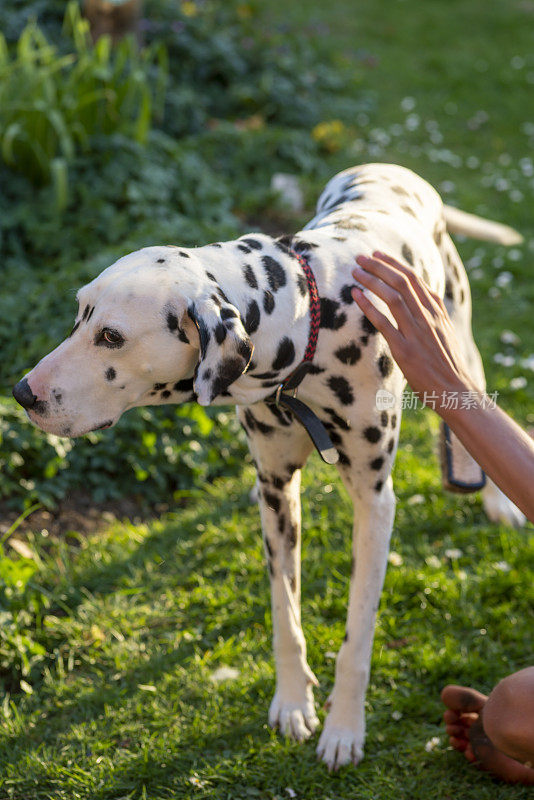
[13,378,37,410]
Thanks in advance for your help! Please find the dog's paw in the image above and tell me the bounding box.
[482,481,525,528]
[316,723,364,771]
[269,686,319,742]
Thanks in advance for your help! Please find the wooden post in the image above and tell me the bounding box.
[83,0,143,45]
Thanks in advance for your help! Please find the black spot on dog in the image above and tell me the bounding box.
[244,409,274,435]
[33,400,49,417]
[275,234,293,252]
[374,479,384,492]
[361,316,377,336]
[320,298,347,330]
[380,411,389,427]
[215,322,227,344]
[263,291,275,314]
[209,357,244,400]
[156,258,166,264]
[174,378,194,393]
[307,364,325,375]
[272,476,285,490]
[290,576,296,593]
[264,536,274,558]
[340,284,356,304]
[52,389,62,405]
[378,354,393,377]
[178,327,189,344]
[387,437,395,454]
[243,264,258,289]
[244,300,260,335]
[237,337,253,363]
[82,304,90,320]
[422,268,430,284]
[343,632,348,643]
[297,273,308,297]
[272,337,295,371]
[402,204,417,218]
[335,343,361,365]
[328,375,354,405]
[242,238,262,250]
[370,456,384,470]
[363,426,381,443]
[445,280,454,300]
[277,513,286,536]
[337,450,351,467]
[161,390,171,399]
[251,370,278,380]
[264,491,280,513]
[459,289,465,304]
[87,306,95,322]
[220,306,238,321]
[262,380,281,388]
[179,251,190,258]
[206,271,217,282]
[293,239,319,252]
[211,294,222,308]
[391,414,397,428]
[328,429,343,446]
[244,409,257,431]
[262,256,286,292]
[391,185,409,196]
[287,521,297,549]
[324,407,351,430]
[434,227,443,246]
[70,321,80,337]
[267,403,292,426]
[401,244,414,266]
[154,382,167,390]
[166,309,179,332]
[105,367,116,382]
[210,243,222,248]
[238,244,251,254]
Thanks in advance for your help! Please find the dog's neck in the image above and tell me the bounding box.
[193,233,314,405]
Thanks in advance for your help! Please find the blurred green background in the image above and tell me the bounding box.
[0,2,532,797]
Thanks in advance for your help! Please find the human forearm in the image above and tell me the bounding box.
[441,395,534,522]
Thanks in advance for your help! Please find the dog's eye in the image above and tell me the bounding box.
[96,328,124,348]
[103,329,122,344]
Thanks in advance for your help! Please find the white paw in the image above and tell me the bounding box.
[316,722,364,770]
[269,684,319,742]
[482,481,525,528]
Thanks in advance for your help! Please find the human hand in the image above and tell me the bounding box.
[351,252,477,402]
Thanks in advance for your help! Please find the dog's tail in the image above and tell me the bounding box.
[443,205,523,245]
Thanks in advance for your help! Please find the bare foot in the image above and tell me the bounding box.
[441,684,534,784]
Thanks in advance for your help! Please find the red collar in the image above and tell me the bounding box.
[291,250,321,363]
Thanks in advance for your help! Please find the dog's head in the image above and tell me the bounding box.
[13,247,253,436]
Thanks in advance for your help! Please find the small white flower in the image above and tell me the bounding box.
[407,494,425,505]
[520,355,534,371]
[511,55,525,70]
[388,551,403,566]
[496,271,513,287]
[401,96,416,112]
[392,710,402,721]
[286,788,297,798]
[510,376,527,390]
[493,353,516,367]
[425,736,441,752]
[500,330,520,346]
[493,561,511,572]
[325,651,337,660]
[445,548,463,560]
[425,555,442,569]
[210,666,239,683]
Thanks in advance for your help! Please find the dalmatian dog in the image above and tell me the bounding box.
[13,163,525,770]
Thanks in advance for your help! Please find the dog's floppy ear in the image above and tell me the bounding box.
[186,295,254,405]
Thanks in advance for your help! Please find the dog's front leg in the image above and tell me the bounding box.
[240,406,317,741]
[317,478,396,770]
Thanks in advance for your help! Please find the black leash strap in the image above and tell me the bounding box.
[275,393,339,465]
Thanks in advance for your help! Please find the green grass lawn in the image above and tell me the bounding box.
[1,0,534,797]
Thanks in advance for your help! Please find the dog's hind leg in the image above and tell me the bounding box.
[238,403,318,741]
[438,232,525,527]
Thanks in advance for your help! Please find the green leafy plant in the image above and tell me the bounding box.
[0,1,167,200]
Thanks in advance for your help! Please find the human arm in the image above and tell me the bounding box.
[351,252,534,523]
